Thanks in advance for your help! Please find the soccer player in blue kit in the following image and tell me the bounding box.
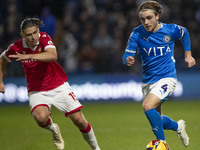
[123,1,196,147]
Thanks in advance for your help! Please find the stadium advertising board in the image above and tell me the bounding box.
[0,73,199,104]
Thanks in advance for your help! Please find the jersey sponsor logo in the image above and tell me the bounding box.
[21,59,36,63]
[20,51,37,63]
[143,46,171,56]
[163,35,171,43]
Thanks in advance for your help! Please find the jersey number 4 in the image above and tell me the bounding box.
[160,84,168,95]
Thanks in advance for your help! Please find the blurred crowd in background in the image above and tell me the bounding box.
[0,0,199,77]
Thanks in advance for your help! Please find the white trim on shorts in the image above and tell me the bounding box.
[28,82,83,117]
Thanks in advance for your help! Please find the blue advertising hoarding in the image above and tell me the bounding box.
[0,73,199,105]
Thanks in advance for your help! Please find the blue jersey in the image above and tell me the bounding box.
[123,23,191,83]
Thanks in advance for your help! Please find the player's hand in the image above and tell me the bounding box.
[126,56,135,66]
[185,56,196,68]
[9,52,31,61]
[0,82,5,93]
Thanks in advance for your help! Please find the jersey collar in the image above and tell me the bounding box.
[160,22,163,28]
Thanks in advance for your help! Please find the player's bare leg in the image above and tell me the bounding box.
[69,110,100,150]
[32,106,64,150]
[143,93,162,112]
[155,103,162,115]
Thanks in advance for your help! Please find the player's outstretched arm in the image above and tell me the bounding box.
[9,48,57,62]
[0,54,7,93]
[185,51,196,68]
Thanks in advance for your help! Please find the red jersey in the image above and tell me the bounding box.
[3,32,68,92]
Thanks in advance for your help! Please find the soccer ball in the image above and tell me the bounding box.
[146,140,169,150]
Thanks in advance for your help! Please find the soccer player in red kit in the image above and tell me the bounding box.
[0,18,100,150]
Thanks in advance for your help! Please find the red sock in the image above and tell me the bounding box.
[43,117,51,127]
[80,123,91,133]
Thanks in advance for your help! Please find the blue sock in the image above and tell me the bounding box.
[163,115,178,131]
[145,108,165,140]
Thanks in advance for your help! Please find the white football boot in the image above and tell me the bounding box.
[52,124,64,150]
[177,119,189,147]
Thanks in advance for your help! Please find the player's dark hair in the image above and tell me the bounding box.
[20,18,43,32]
[138,1,163,15]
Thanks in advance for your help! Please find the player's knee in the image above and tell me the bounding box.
[33,113,49,127]
[143,102,153,112]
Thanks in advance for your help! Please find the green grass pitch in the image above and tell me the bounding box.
[0,100,200,150]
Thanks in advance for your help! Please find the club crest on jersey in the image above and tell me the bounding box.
[38,47,42,53]
[163,35,171,43]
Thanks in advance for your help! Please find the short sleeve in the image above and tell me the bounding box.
[125,31,138,53]
[3,44,16,62]
[39,33,56,51]
[173,24,185,40]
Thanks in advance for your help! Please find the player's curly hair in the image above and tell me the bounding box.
[20,18,44,32]
[138,1,163,15]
